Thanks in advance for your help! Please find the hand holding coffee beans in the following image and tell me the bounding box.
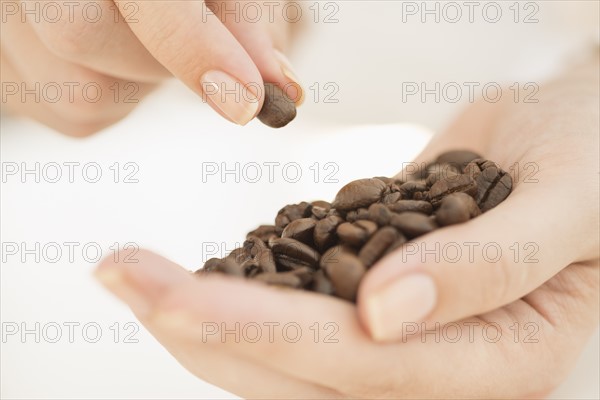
[257,83,297,128]
[196,150,513,302]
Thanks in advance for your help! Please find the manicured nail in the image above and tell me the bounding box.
[274,50,304,105]
[95,268,151,318]
[365,274,437,342]
[200,70,259,125]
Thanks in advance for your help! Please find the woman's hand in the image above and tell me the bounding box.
[1,0,302,136]
[94,55,599,398]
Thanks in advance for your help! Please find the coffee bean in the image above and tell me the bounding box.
[275,202,312,232]
[426,166,460,187]
[269,237,320,270]
[428,174,477,206]
[435,150,482,172]
[247,225,278,243]
[257,83,297,128]
[290,266,315,286]
[201,257,223,273]
[215,257,245,277]
[311,269,334,295]
[384,233,408,256]
[337,220,378,247]
[386,200,433,214]
[367,203,393,226]
[435,192,481,226]
[314,215,344,251]
[465,159,513,212]
[321,249,365,301]
[399,181,428,200]
[281,218,317,246]
[382,191,402,204]
[358,226,399,267]
[390,212,437,238]
[331,178,387,211]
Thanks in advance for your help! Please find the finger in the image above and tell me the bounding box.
[358,172,598,342]
[25,1,169,81]
[211,0,304,105]
[95,250,344,399]
[95,249,587,398]
[116,0,264,125]
[1,16,155,136]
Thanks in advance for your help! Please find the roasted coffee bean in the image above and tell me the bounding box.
[275,202,312,232]
[226,247,249,265]
[435,192,481,226]
[257,83,297,128]
[358,226,399,267]
[435,150,482,172]
[322,251,366,301]
[282,218,317,245]
[345,207,369,222]
[384,233,408,255]
[311,269,334,295]
[386,200,433,214]
[367,203,393,226]
[255,272,302,287]
[426,166,460,187]
[428,174,477,206]
[269,237,320,270]
[314,215,344,251]
[399,181,428,200]
[382,191,402,204]
[390,212,437,238]
[290,266,315,286]
[247,225,278,243]
[337,220,378,247]
[311,206,329,219]
[331,178,387,211]
[465,159,513,212]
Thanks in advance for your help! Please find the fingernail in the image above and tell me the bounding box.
[95,268,151,318]
[365,274,437,342]
[274,50,304,105]
[200,70,259,125]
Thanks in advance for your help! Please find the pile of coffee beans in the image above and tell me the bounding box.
[196,150,513,302]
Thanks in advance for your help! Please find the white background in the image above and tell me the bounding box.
[2,1,599,398]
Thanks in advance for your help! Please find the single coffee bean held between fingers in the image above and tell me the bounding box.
[257,83,297,128]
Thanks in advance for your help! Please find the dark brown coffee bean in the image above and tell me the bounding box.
[435,150,482,172]
[281,218,316,245]
[311,269,334,295]
[269,237,320,270]
[428,174,477,206]
[247,225,278,243]
[435,192,481,227]
[367,203,393,226]
[311,206,329,219]
[322,251,366,302]
[464,159,513,212]
[275,202,312,232]
[331,178,387,211]
[358,226,399,267]
[311,200,332,210]
[425,166,460,187]
[386,200,433,214]
[399,181,428,200]
[290,266,315,286]
[390,212,437,238]
[314,215,344,251]
[257,83,297,128]
[227,247,249,265]
[337,220,378,247]
[255,272,302,287]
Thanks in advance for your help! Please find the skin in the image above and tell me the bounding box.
[95,53,599,399]
[0,0,302,136]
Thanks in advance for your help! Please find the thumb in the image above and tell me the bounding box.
[357,178,594,342]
